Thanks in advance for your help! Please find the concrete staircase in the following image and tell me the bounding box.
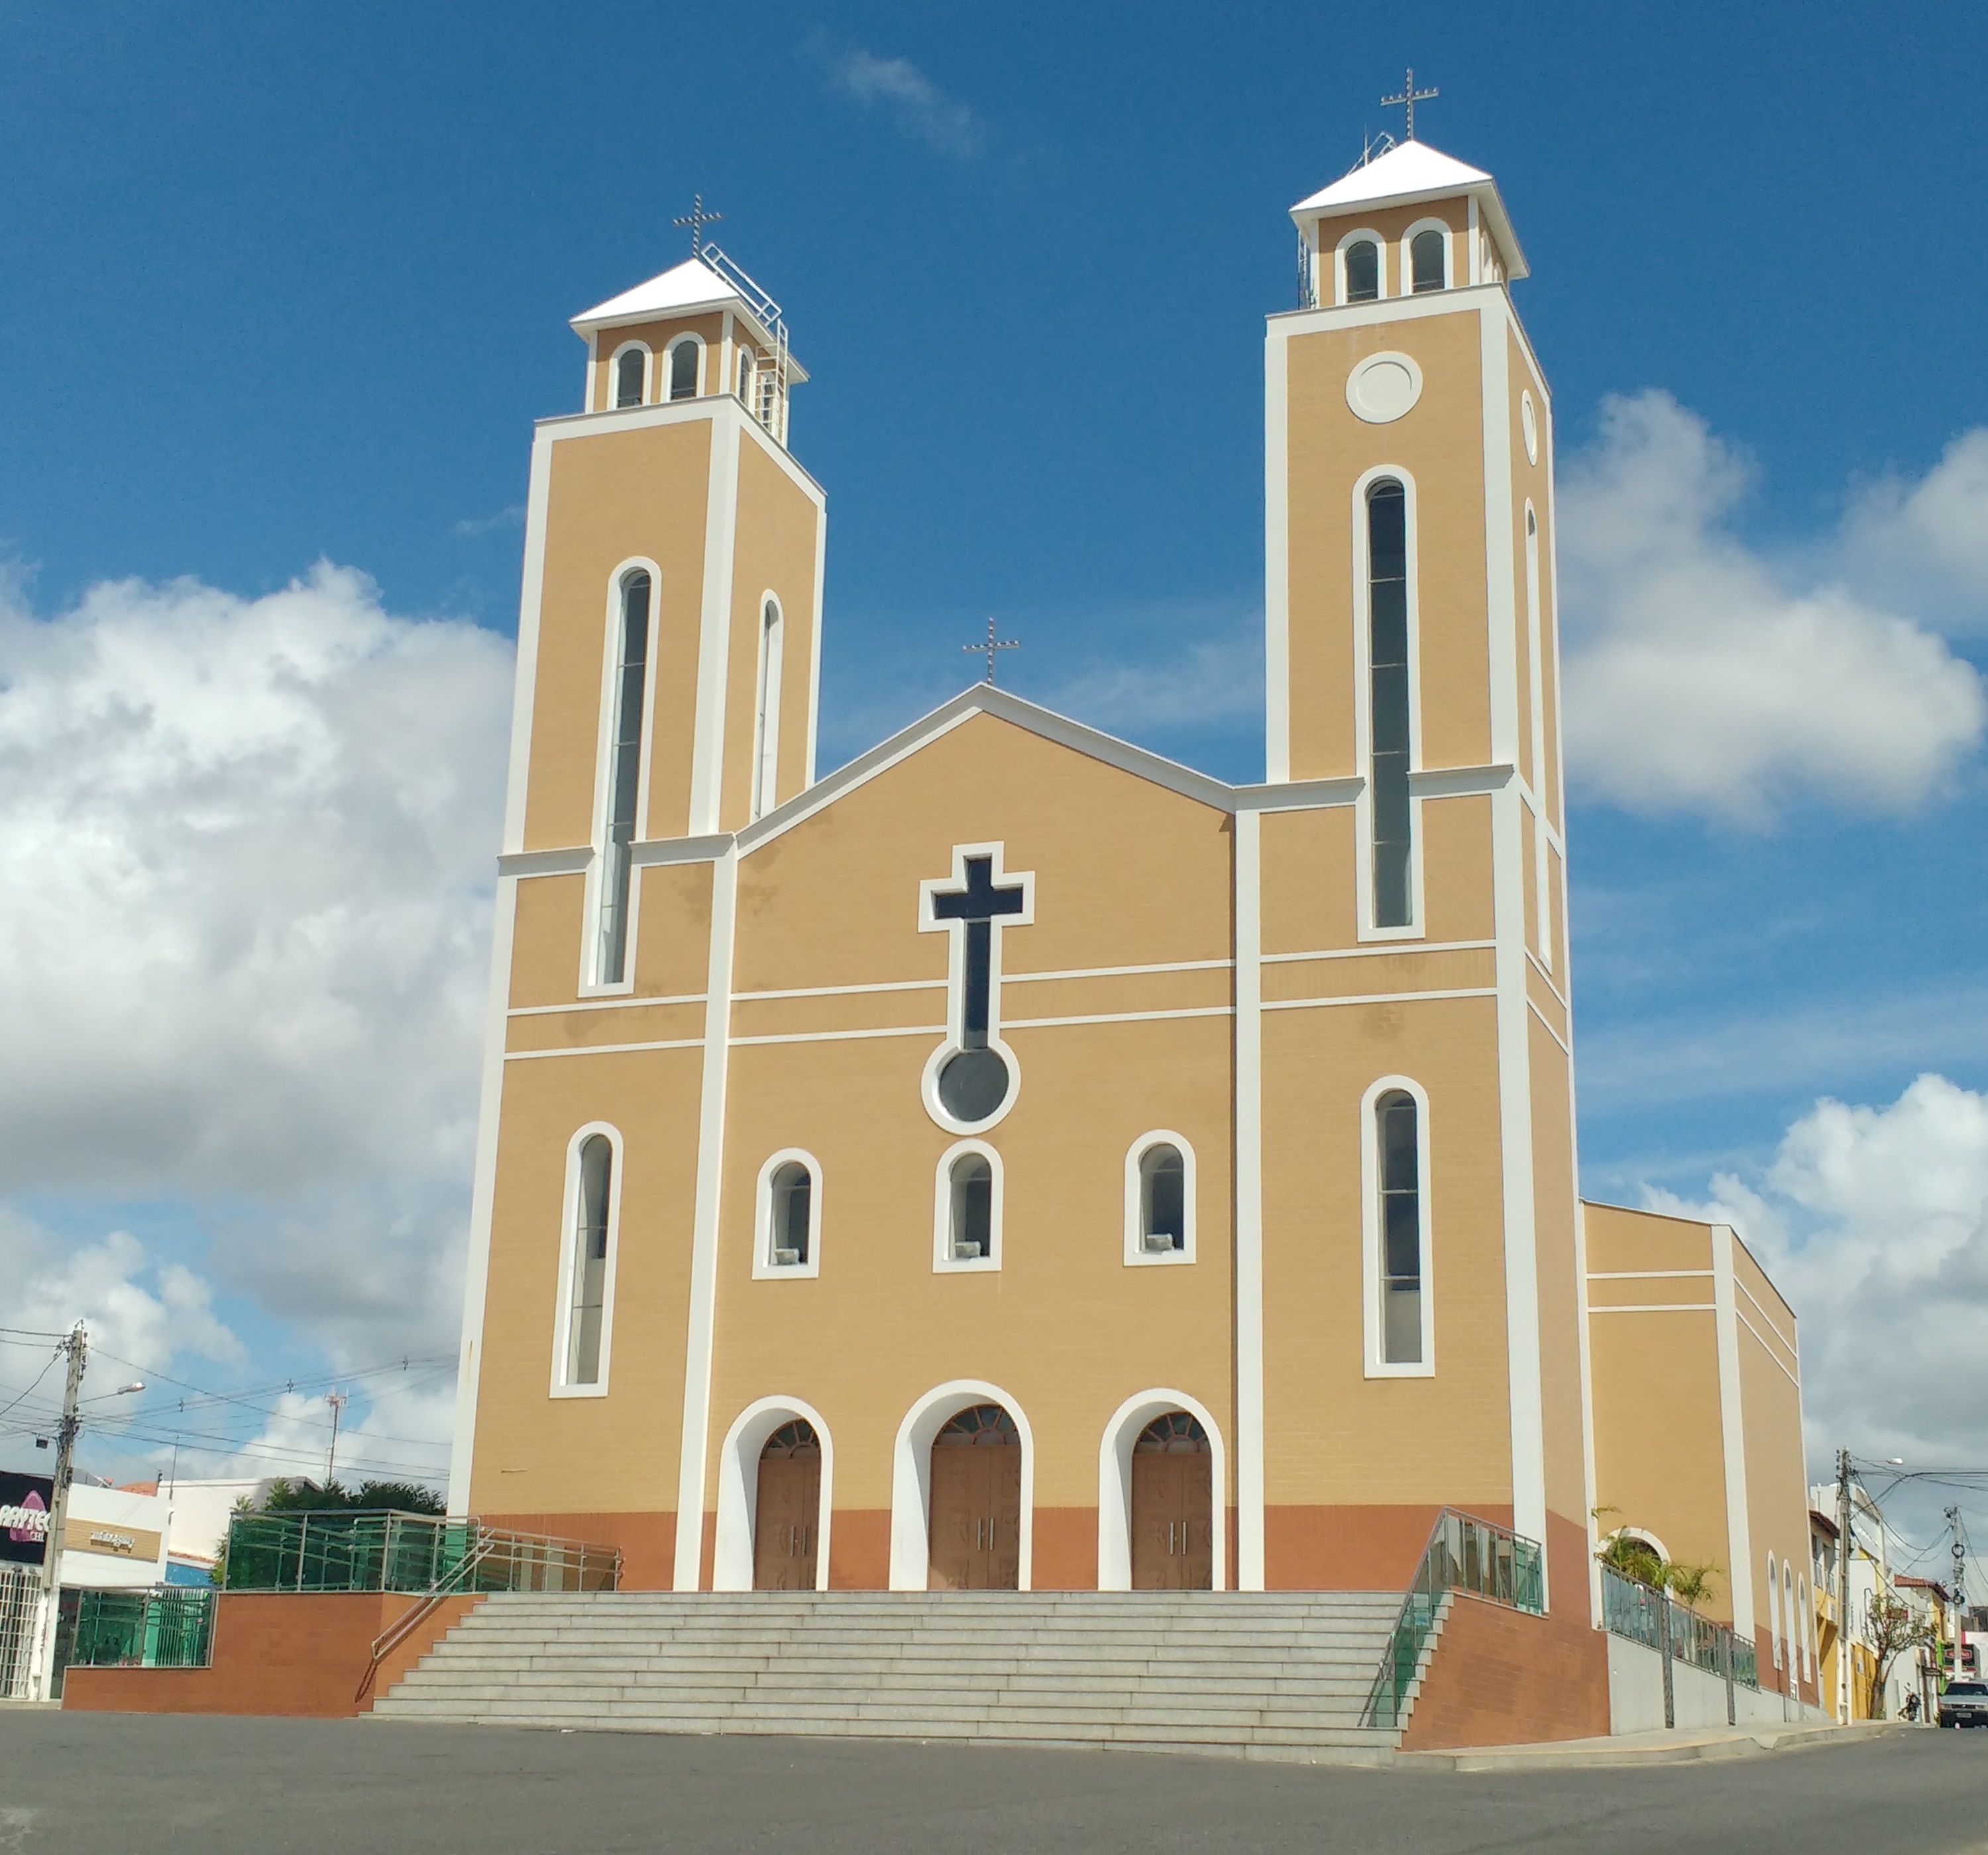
[372,1590,1411,1760]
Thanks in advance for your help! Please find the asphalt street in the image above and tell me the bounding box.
[1,1712,1983,1855]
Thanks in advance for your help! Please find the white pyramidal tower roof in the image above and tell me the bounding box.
[1290,138,1527,280]
[571,256,746,332]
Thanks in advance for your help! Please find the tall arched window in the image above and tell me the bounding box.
[767,1161,811,1266]
[1767,1552,1782,1668]
[949,1152,993,1261]
[1375,1088,1425,1365]
[1524,502,1551,969]
[667,338,699,401]
[1410,228,1446,293]
[1343,238,1380,303]
[614,346,645,409]
[565,1133,612,1385]
[750,596,784,822]
[596,571,651,985]
[736,347,755,402]
[1366,480,1413,928]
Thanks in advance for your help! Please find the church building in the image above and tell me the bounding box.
[443,134,1821,1713]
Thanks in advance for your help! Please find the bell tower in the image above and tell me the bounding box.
[1248,132,1590,1607]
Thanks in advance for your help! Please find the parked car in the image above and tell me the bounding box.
[1938,1681,1988,1727]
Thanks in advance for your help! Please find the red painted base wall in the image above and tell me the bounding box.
[60,1591,481,1718]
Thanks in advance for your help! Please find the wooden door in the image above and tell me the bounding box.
[753,1452,820,1590]
[1131,1450,1213,1590]
[928,1440,1022,1590]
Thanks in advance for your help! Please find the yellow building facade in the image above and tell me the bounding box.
[444,141,1810,1697]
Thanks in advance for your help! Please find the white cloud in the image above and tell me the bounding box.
[1843,429,1988,627]
[0,564,512,1366]
[820,46,984,157]
[1560,392,1985,823]
[1645,1074,1988,1475]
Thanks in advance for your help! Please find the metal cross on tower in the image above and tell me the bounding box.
[1380,68,1439,141]
[964,617,1019,685]
[674,193,723,256]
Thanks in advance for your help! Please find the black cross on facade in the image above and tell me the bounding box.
[925,852,1030,1124]
[674,193,723,256]
[1380,68,1438,141]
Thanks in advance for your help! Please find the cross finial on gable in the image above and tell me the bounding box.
[1380,68,1439,141]
[673,193,723,257]
[964,616,1019,686]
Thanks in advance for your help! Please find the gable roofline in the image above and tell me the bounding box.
[736,685,1241,855]
[1290,139,1528,281]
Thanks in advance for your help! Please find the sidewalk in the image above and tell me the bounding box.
[1399,1719,1905,1772]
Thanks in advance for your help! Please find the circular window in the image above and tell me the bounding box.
[1346,352,1423,425]
[937,1047,1010,1122]
[1521,390,1539,464]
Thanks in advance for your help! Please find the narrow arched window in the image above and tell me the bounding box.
[767,1160,812,1267]
[736,347,754,401]
[750,597,784,822]
[1767,1552,1781,1667]
[1410,229,1446,293]
[596,572,650,984]
[949,1153,993,1260]
[1376,1089,1423,1365]
[566,1134,612,1385]
[1366,481,1412,928]
[614,348,645,409]
[1138,1144,1185,1253]
[1344,239,1380,303]
[668,339,698,401]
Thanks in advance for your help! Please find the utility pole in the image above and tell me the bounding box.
[1836,1448,1854,1724]
[324,1390,349,1486]
[32,1324,87,1701]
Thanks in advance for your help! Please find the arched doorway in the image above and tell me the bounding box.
[753,1419,821,1590]
[927,1403,1021,1590]
[1131,1412,1212,1590]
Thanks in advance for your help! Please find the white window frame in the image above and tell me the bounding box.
[1361,1075,1435,1377]
[1767,1552,1781,1668]
[1334,225,1388,305]
[1351,465,1425,941]
[933,1138,1003,1275]
[1402,217,1453,294]
[549,1121,624,1398]
[606,339,652,409]
[1123,1130,1196,1267]
[663,331,704,401]
[1524,501,1552,971]
[749,592,785,822]
[752,1147,822,1280]
[580,558,663,996]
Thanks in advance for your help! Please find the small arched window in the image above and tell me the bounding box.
[949,1153,993,1261]
[668,338,699,401]
[1410,228,1447,293]
[1376,1088,1423,1365]
[614,347,645,409]
[1138,1145,1185,1253]
[766,1160,811,1267]
[565,1133,613,1386]
[1344,238,1380,304]
[736,347,755,402]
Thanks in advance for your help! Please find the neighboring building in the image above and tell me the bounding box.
[1894,1575,1953,1721]
[157,1477,292,1583]
[437,132,1820,1734]
[1808,1477,1927,1721]
[57,1484,172,1592]
[1584,1205,1820,1711]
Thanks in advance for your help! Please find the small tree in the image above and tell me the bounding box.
[1661,1562,1722,1607]
[1865,1593,1932,1718]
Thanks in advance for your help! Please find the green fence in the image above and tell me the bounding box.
[53,1587,215,1693]
[1363,1509,1546,1731]
[222,1510,618,1596]
[1600,1564,1757,1689]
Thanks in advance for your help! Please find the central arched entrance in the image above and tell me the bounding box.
[753,1419,821,1590]
[1130,1412,1213,1589]
[927,1403,1021,1590]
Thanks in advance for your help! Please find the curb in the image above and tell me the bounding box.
[1399,1720,1905,1773]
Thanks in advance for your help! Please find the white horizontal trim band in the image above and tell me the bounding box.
[1003,1006,1233,1031]
[510,992,707,1018]
[504,1036,704,1061]
[1589,1269,1716,1281]
[1262,986,1496,1012]
[1260,939,1495,966]
[1588,1303,1717,1315]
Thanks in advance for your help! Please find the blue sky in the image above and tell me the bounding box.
[1,2,1985,1540]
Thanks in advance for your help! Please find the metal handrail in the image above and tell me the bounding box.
[1362,1507,1547,1731]
[355,1532,501,1705]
